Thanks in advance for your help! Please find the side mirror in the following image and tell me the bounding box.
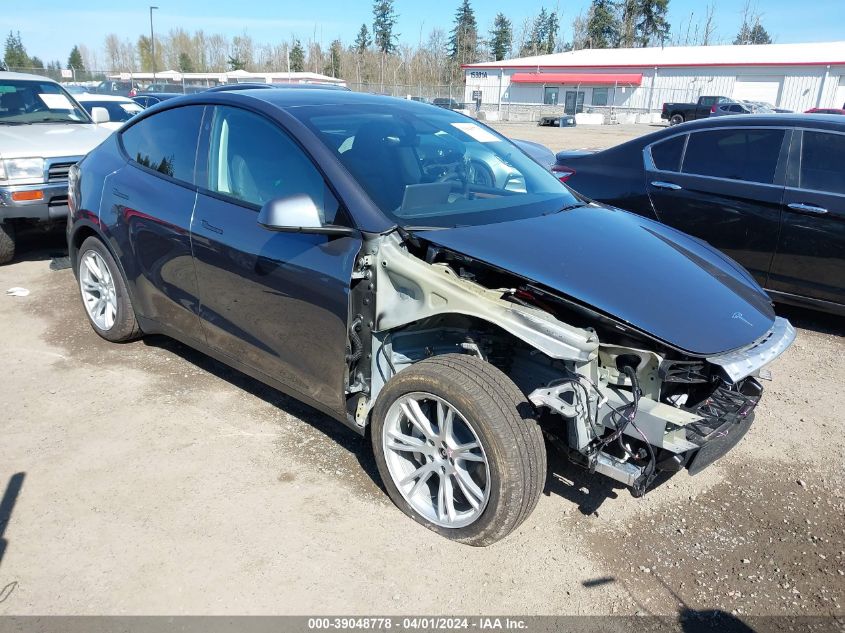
[257,194,355,236]
[90,107,110,124]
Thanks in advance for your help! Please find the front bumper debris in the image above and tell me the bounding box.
[707,317,795,382]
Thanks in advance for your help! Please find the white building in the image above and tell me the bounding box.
[463,41,845,121]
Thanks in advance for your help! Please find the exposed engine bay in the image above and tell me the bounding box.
[343,231,795,495]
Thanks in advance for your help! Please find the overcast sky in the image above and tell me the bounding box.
[9,0,845,65]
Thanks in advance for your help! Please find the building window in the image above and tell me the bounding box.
[592,87,609,106]
[543,87,559,105]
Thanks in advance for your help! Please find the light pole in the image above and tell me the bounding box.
[149,6,159,83]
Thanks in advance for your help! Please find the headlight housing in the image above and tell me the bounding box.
[1,158,45,183]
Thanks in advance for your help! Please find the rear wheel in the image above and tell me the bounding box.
[371,354,546,546]
[0,222,16,264]
[77,236,141,342]
[669,113,685,125]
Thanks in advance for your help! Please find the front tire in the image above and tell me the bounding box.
[371,354,546,546]
[77,236,141,342]
[0,222,16,264]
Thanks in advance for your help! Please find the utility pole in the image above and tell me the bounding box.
[150,6,159,82]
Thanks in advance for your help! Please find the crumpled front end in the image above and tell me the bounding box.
[528,317,795,494]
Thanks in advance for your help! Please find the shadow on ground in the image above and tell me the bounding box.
[140,335,384,492]
[0,472,25,569]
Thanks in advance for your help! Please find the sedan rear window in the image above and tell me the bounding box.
[120,106,203,184]
[650,135,686,171]
[682,128,785,184]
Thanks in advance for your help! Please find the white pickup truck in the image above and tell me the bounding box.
[0,72,112,263]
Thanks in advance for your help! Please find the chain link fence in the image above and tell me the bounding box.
[7,67,709,124]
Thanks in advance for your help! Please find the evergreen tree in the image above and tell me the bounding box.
[489,13,512,61]
[449,0,478,66]
[546,10,560,53]
[289,40,305,72]
[324,39,343,77]
[67,45,85,71]
[372,0,398,54]
[749,22,772,44]
[29,56,44,69]
[586,0,620,48]
[637,0,670,46]
[519,8,560,56]
[178,52,195,73]
[227,55,246,71]
[354,23,372,54]
[736,18,772,45]
[618,0,639,47]
[4,31,30,68]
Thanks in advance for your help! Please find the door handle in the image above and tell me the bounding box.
[651,181,683,191]
[787,202,829,215]
[201,219,224,234]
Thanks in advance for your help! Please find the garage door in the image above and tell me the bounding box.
[733,76,783,106]
[835,77,845,109]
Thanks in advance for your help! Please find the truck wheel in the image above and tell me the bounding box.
[669,114,685,126]
[370,354,546,546]
[77,236,141,342]
[0,222,15,265]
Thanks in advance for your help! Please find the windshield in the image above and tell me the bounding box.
[0,78,90,124]
[294,103,580,228]
[80,99,143,122]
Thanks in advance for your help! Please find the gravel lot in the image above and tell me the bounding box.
[0,124,842,617]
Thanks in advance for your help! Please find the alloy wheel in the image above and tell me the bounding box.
[382,392,491,528]
[79,250,118,331]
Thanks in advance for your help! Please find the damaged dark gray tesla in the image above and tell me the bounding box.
[67,90,795,545]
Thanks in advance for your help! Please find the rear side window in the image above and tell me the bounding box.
[682,128,785,184]
[650,135,685,171]
[120,106,203,184]
[800,131,845,195]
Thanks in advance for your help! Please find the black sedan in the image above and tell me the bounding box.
[67,90,794,545]
[553,114,845,316]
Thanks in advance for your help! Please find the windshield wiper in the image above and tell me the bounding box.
[0,120,31,125]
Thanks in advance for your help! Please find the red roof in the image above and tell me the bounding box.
[510,72,643,85]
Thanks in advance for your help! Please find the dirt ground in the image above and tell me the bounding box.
[0,125,842,617]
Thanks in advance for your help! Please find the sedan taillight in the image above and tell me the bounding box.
[551,165,576,182]
[710,104,717,113]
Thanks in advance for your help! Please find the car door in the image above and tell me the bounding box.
[768,128,845,308]
[107,104,205,341]
[190,104,363,414]
[644,126,789,285]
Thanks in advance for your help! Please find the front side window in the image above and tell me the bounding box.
[205,106,342,223]
[294,104,578,228]
[682,128,785,184]
[120,105,203,183]
[0,79,90,124]
[592,88,609,106]
[800,131,845,195]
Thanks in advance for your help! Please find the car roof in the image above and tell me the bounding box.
[172,87,437,113]
[0,71,59,83]
[671,112,845,132]
[76,94,134,103]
